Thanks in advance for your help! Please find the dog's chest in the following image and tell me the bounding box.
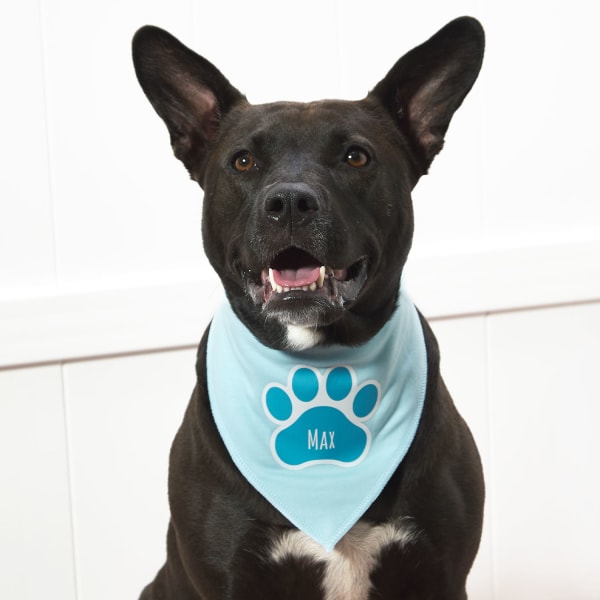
[268,520,418,600]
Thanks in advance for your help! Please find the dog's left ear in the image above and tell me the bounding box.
[370,17,484,174]
[132,26,247,180]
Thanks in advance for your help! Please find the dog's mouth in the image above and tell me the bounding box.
[245,247,368,321]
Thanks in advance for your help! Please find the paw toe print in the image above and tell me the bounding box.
[263,366,380,469]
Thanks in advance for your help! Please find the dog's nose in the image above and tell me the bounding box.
[264,182,321,227]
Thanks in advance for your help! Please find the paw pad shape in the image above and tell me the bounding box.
[263,365,380,469]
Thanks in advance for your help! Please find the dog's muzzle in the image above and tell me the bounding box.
[243,247,368,326]
[241,182,368,326]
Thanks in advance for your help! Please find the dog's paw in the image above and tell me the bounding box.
[263,366,380,468]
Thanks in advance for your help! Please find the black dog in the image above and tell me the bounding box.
[133,16,485,600]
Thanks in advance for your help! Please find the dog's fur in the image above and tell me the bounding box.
[133,17,485,599]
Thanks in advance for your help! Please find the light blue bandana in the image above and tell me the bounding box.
[206,287,427,551]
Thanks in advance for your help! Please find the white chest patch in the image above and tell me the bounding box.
[269,520,418,600]
[285,324,324,350]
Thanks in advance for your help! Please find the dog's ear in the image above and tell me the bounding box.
[132,26,246,179]
[369,16,484,174]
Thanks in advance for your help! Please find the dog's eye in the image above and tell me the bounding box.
[232,151,255,172]
[345,147,370,168]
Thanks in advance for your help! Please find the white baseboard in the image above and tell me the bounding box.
[0,278,223,368]
[405,230,600,319]
[2,232,599,368]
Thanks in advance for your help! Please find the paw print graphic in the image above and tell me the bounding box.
[262,365,381,469]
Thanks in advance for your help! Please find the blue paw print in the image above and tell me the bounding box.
[262,365,380,469]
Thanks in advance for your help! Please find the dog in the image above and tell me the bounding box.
[132,16,485,600]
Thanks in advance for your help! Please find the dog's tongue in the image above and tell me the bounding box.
[272,266,321,287]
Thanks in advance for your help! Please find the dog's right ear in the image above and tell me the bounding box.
[369,17,484,176]
[132,26,246,180]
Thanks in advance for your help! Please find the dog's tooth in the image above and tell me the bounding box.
[283,286,290,293]
[269,269,285,294]
[317,266,325,288]
[309,283,317,292]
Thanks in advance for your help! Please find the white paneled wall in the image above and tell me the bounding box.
[486,304,600,599]
[0,366,76,600]
[1,1,599,599]
[433,309,600,599]
[63,350,196,600]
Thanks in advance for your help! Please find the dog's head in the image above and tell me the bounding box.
[132,18,484,350]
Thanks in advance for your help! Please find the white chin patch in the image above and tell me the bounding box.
[286,325,324,350]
